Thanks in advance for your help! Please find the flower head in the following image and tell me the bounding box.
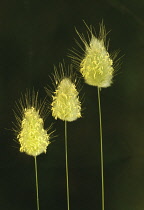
[69,22,118,88]
[46,63,82,122]
[13,90,51,156]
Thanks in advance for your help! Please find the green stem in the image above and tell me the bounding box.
[65,120,70,210]
[97,87,104,210]
[34,156,40,210]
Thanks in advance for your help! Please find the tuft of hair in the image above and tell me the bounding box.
[45,63,82,122]
[13,89,52,156]
[69,21,120,88]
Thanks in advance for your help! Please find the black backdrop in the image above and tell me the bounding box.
[0,0,144,209]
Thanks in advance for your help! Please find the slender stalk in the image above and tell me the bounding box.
[34,156,40,210]
[64,120,70,210]
[97,87,104,210]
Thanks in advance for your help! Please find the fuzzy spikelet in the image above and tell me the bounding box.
[70,22,116,88]
[51,77,81,122]
[18,107,50,156]
[80,35,114,87]
[14,91,51,156]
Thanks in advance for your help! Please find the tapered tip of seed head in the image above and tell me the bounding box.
[18,107,50,156]
[51,77,81,122]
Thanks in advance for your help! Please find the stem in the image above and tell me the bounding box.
[34,156,40,210]
[65,120,70,210]
[97,87,104,210]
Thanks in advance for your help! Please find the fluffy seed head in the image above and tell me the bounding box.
[52,77,81,121]
[13,90,51,156]
[46,63,82,122]
[80,35,113,87]
[70,22,118,88]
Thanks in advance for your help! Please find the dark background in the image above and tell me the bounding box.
[0,0,144,209]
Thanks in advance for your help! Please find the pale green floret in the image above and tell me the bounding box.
[18,107,50,156]
[80,36,114,87]
[51,78,81,122]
